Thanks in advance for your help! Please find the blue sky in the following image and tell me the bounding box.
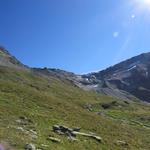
[0,0,150,74]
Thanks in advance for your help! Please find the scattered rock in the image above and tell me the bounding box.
[124,101,130,104]
[16,116,33,126]
[52,125,102,142]
[16,127,25,132]
[101,103,112,109]
[30,134,38,140]
[41,144,48,148]
[16,119,22,124]
[53,125,77,137]
[84,104,93,111]
[67,135,78,141]
[97,112,106,117]
[73,132,102,142]
[116,140,128,146]
[19,116,28,120]
[101,101,117,109]
[47,137,61,143]
[118,105,122,108]
[15,126,38,140]
[72,127,81,132]
[24,144,36,150]
[29,129,37,135]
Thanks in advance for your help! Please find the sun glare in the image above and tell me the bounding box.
[135,0,150,8]
[142,0,150,4]
[131,0,150,14]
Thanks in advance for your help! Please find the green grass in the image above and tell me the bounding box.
[0,66,150,150]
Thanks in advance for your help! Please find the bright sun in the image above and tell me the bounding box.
[133,0,150,11]
[136,0,150,6]
[142,0,150,4]
[143,0,150,4]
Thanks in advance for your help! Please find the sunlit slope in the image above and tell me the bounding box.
[0,66,150,150]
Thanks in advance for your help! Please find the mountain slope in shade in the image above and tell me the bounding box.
[81,52,150,102]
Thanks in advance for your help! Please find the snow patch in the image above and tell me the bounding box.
[127,65,136,71]
[146,71,148,77]
[93,84,99,88]
[85,78,89,81]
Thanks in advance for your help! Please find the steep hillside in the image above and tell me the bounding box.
[0,49,150,150]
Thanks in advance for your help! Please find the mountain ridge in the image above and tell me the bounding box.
[0,46,28,69]
[1,46,150,102]
[80,52,150,102]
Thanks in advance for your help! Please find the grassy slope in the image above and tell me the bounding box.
[0,66,150,150]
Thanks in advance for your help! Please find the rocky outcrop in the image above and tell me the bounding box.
[0,46,28,69]
[52,125,102,142]
[25,144,36,150]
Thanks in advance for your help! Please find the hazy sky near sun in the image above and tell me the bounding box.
[0,0,150,74]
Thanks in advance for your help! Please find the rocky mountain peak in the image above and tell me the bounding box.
[79,52,150,102]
